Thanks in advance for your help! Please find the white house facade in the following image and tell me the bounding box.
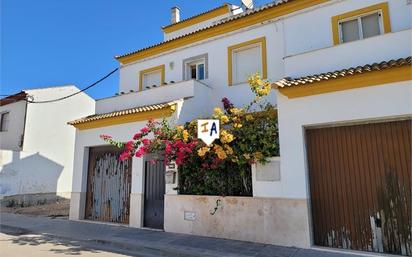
[0,86,95,204]
[68,0,411,256]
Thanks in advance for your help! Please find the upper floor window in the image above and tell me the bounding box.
[183,54,208,81]
[228,37,267,85]
[340,12,382,43]
[139,65,165,91]
[0,112,10,132]
[332,2,391,45]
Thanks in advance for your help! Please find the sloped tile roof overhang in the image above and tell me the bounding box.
[68,101,177,130]
[115,0,329,65]
[0,91,27,106]
[162,4,232,33]
[274,57,412,98]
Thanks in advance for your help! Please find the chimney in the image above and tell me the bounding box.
[171,6,180,24]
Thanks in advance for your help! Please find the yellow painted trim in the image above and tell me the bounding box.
[162,5,231,34]
[332,2,391,45]
[227,37,267,86]
[138,64,165,91]
[73,105,176,130]
[278,66,412,98]
[117,0,329,64]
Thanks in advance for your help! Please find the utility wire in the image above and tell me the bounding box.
[28,67,118,103]
[1,67,118,103]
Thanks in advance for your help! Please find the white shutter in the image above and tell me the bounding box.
[232,44,261,84]
[142,70,162,90]
[361,13,380,38]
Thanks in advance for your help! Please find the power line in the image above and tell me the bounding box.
[1,67,118,103]
[27,67,118,103]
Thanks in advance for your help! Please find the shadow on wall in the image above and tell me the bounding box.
[0,151,64,206]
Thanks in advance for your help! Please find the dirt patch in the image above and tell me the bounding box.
[1,199,70,218]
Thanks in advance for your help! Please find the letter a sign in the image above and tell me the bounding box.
[197,119,220,146]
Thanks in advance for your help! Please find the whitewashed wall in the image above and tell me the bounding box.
[70,113,181,226]
[0,100,26,151]
[277,81,412,200]
[284,29,412,78]
[0,86,95,198]
[164,13,234,41]
[119,21,283,110]
[283,0,412,57]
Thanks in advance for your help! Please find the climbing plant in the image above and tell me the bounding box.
[101,74,279,196]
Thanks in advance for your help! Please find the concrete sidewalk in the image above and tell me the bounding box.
[0,213,371,257]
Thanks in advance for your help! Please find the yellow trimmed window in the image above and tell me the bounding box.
[228,37,267,86]
[139,65,165,91]
[332,2,391,45]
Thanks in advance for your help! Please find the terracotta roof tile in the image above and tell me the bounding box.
[68,101,176,125]
[275,56,412,88]
[115,0,292,60]
[0,91,27,106]
[161,3,231,30]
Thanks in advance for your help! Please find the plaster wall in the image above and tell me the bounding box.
[277,81,412,200]
[0,100,26,151]
[164,195,310,248]
[69,113,178,227]
[164,13,234,41]
[283,0,412,56]
[119,21,283,109]
[284,29,412,78]
[0,86,95,198]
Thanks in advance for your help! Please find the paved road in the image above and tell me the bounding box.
[0,213,375,257]
[0,233,130,257]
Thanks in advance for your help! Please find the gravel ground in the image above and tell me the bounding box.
[1,200,70,218]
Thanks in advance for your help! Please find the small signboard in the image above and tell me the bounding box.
[197,119,220,146]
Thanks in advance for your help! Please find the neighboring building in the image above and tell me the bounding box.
[0,85,95,204]
[68,0,411,256]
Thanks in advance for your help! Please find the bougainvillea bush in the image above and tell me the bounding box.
[101,74,279,196]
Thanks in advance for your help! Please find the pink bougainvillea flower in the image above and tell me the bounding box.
[135,147,146,157]
[119,151,129,161]
[165,143,172,154]
[140,127,149,134]
[150,159,156,165]
[133,132,142,140]
[124,140,134,151]
[141,138,150,146]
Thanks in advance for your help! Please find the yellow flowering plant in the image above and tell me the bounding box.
[178,73,278,196]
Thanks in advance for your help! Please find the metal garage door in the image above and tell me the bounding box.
[306,119,411,255]
[85,146,132,224]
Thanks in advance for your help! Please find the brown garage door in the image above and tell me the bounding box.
[306,119,411,255]
[85,146,132,224]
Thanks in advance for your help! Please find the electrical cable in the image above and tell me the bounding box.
[1,67,118,103]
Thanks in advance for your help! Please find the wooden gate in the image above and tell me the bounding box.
[144,154,166,229]
[306,119,411,255]
[85,146,132,224]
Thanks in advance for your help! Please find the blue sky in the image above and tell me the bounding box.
[1,0,272,99]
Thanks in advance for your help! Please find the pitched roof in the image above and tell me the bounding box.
[162,3,231,33]
[115,0,328,64]
[274,56,412,88]
[68,101,177,126]
[0,91,27,106]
